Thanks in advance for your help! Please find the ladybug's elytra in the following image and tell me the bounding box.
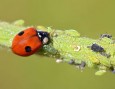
[12,27,49,56]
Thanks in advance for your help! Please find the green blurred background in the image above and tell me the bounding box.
[0,0,115,89]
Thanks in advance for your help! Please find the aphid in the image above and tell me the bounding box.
[110,66,115,73]
[100,52,111,58]
[88,43,111,58]
[100,34,112,39]
[68,59,75,65]
[79,61,86,70]
[75,61,86,70]
[90,43,104,52]
[68,60,86,70]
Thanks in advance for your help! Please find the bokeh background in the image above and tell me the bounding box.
[0,0,115,89]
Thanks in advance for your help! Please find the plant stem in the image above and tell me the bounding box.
[0,20,115,75]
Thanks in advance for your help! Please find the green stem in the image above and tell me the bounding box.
[0,20,115,75]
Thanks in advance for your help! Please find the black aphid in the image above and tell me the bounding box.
[100,52,111,58]
[100,34,112,39]
[110,66,115,73]
[88,43,111,58]
[79,61,86,69]
[68,60,86,70]
[91,43,104,52]
[68,59,75,65]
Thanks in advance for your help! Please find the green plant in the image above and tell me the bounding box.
[0,20,115,75]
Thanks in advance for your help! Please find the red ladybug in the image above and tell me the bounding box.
[12,27,49,56]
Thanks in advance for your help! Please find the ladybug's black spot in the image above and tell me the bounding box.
[25,46,32,52]
[91,44,104,52]
[18,31,24,36]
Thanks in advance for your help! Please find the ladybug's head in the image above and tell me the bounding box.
[37,31,50,45]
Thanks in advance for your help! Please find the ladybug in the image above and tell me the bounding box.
[12,27,49,56]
